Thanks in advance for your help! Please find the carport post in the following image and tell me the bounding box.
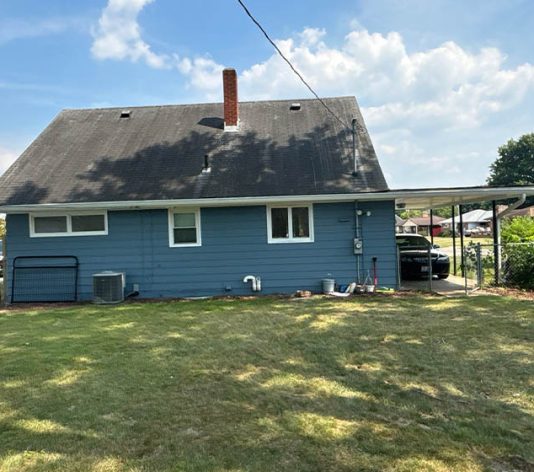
[492,200,499,285]
[459,204,465,277]
[451,206,457,276]
[427,245,433,292]
[430,209,434,246]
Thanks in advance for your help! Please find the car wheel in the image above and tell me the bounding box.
[438,274,449,279]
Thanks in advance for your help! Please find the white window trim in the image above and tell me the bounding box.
[266,204,314,244]
[29,211,108,238]
[168,208,202,248]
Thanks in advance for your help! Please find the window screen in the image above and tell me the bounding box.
[34,216,68,234]
[173,212,198,244]
[271,208,289,239]
[71,215,106,232]
[292,207,310,238]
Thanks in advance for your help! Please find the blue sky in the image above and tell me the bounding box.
[1,0,533,188]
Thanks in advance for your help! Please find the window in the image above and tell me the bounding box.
[30,213,107,237]
[168,209,201,247]
[71,214,106,233]
[34,216,67,234]
[267,205,314,243]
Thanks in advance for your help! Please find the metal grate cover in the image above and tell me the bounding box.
[11,256,79,303]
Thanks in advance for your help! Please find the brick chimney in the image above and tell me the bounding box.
[223,68,239,131]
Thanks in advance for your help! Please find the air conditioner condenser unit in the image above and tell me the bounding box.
[93,272,125,304]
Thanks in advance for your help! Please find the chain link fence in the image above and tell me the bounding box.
[463,242,534,292]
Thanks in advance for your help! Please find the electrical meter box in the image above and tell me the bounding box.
[353,238,363,255]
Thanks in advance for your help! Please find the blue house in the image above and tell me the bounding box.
[9,67,515,302]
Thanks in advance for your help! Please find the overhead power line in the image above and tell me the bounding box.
[235,0,352,130]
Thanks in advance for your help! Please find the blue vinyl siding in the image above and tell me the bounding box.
[5,201,397,301]
[360,201,398,287]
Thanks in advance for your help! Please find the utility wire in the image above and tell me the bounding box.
[236,0,354,131]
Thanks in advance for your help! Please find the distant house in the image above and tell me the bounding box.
[441,209,493,235]
[501,205,534,219]
[395,215,405,233]
[400,216,444,237]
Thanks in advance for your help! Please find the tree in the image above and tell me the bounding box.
[397,208,451,220]
[397,209,422,220]
[0,218,4,239]
[488,133,534,187]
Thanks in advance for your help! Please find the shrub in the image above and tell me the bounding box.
[500,217,534,289]
[501,216,534,243]
[502,244,534,289]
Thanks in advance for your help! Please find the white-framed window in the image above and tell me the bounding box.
[29,212,108,237]
[266,204,314,243]
[168,208,202,247]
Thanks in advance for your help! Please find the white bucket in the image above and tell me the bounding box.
[322,278,335,294]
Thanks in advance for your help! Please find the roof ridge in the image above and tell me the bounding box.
[62,96,357,112]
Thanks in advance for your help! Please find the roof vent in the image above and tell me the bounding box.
[290,103,301,111]
[120,110,131,119]
[202,154,211,173]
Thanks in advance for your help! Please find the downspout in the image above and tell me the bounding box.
[494,193,526,282]
[496,193,526,220]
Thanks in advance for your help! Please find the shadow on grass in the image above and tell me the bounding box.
[0,295,532,471]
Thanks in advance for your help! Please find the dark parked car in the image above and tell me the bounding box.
[396,234,450,280]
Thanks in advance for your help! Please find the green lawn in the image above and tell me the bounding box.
[433,237,494,248]
[0,296,533,472]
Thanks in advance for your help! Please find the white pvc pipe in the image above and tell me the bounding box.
[243,275,258,291]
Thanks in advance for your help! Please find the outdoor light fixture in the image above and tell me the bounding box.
[356,209,372,217]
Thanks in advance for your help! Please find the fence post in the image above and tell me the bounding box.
[459,205,465,277]
[464,247,468,295]
[476,243,483,288]
[452,205,457,276]
[1,237,6,305]
[396,245,401,289]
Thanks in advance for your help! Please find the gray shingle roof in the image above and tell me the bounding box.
[0,96,388,206]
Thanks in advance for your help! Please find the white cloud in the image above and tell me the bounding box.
[176,27,533,188]
[89,2,534,189]
[91,0,168,69]
[175,26,533,127]
[175,56,225,98]
[0,147,18,175]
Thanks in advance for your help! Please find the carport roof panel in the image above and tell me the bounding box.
[392,185,534,209]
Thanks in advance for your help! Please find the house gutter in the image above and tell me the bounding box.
[1,187,533,213]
